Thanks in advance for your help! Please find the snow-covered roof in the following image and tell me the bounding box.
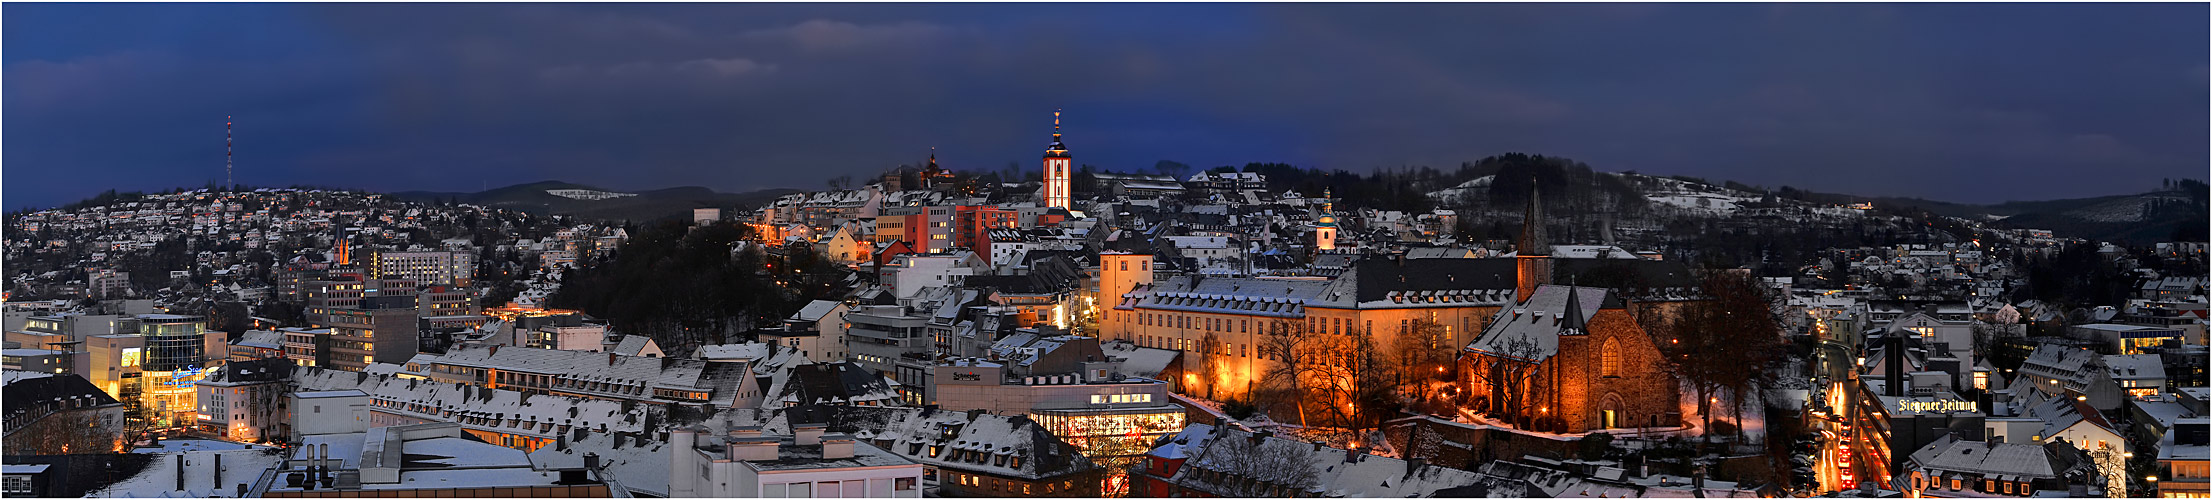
[2103,354,2165,381]
[2024,392,2118,438]
[607,335,657,357]
[230,330,285,350]
[1102,340,1179,380]
[406,344,746,404]
[825,406,1096,481]
[1905,435,2065,480]
[696,342,774,363]
[1165,423,1487,497]
[86,448,286,498]
[132,439,273,454]
[290,367,654,440]
[1464,286,1610,362]
[788,300,844,323]
[529,428,672,497]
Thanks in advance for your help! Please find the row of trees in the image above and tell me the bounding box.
[1659,271,1790,443]
[1184,317,1458,441]
[1182,271,1789,445]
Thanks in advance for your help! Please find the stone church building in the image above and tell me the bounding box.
[1459,284,1684,433]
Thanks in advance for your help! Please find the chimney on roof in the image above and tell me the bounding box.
[822,434,856,460]
[795,423,827,446]
[608,352,618,366]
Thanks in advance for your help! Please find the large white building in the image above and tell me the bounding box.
[369,250,476,286]
[670,423,924,498]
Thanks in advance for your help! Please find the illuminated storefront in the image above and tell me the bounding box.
[1032,406,1186,497]
[122,315,217,433]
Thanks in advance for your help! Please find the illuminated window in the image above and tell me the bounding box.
[1601,338,1620,377]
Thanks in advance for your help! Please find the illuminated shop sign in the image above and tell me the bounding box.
[1894,399,1976,414]
[156,365,206,389]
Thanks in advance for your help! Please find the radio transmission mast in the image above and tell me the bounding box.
[226,116,234,191]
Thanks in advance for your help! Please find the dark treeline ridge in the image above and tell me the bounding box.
[1061,153,1649,216]
[547,220,843,354]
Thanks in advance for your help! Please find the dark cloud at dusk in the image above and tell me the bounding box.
[5,3,2205,210]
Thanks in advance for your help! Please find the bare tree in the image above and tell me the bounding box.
[2089,444,2128,498]
[1470,332,1549,429]
[1308,324,1386,437]
[1190,430,1321,495]
[4,409,122,455]
[1663,270,1785,443]
[1255,319,1311,426]
[1390,319,1453,402]
[1200,330,1227,400]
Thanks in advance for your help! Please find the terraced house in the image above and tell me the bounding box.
[399,344,763,409]
[292,366,659,452]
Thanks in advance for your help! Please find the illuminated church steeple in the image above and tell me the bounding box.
[1315,187,1338,251]
[1515,176,1553,302]
[922,147,945,189]
[1042,109,1071,210]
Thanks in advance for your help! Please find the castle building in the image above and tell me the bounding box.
[1042,110,1071,210]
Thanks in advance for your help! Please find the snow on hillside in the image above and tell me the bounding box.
[1426,175,1494,205]
[1423,170,1875,222]
[1611,173,1763,216]
[2064,192,2194,223]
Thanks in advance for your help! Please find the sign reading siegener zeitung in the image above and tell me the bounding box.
[1894,399,1978,414]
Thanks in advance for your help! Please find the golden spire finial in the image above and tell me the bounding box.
[1054,109,1061,132]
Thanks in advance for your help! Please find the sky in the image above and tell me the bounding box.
[5,3,2206,210]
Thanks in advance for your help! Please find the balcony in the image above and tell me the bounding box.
[847,309,931,329]
[850,329,927,348]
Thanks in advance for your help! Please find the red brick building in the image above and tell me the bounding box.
[1459,284,1682,434]
[953,205,1018,264]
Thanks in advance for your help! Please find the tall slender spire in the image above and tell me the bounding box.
[1044,109,1069,158]
[1520,175,1548,256]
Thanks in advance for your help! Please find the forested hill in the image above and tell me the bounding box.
[1122,154,2203,245]
[392,181,798,223]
